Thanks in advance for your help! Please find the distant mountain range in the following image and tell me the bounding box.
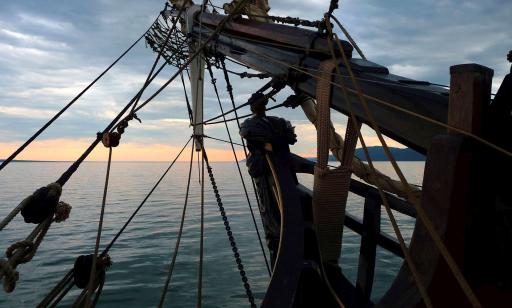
[308,146,425,162]
[354,146,425,161]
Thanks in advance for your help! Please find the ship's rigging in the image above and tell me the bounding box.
[0,0,511,307]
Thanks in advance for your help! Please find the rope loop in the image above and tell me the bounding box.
[0,259,18,293]
[5,240,35,264]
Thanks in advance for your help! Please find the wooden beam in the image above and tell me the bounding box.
[356,197,381,304]
[196,27,449,154]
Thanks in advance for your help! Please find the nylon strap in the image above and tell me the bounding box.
[313,59,357,263]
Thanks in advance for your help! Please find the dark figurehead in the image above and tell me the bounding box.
[239,92,297,266]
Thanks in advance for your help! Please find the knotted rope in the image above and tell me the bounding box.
[0,201,71,292]
[0,182,61,231]
[71,254,112,308]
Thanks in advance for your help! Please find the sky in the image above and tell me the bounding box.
[0,0,510,162]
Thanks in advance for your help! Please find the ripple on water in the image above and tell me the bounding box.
[0,161,422,307]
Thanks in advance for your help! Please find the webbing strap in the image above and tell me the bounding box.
[341,118,360,167]
[313,59,357,263]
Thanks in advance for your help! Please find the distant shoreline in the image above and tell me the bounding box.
[1,147,425,163]
[0,160,71,163]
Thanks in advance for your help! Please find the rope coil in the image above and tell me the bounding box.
[73,254,112,289]
[5,241,35,265]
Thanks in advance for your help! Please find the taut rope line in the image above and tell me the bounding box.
[325,30,433,306]
[85,146,113,306]
[230,34,512,159]
[158,141,195,308]
[326,16,482,307]
[205,60,271,275]
[38,137,192,307]
[0,14,161,172]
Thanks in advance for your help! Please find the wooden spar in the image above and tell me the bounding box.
[186,6,205,150]
[191,11,449,154]
[197,13,354,58]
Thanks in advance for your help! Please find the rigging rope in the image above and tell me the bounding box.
[223,68,271,79]
[35,2,254,303]
[4,0,253,222]
[218,56,272,276]
[204,103,285,126]
[203,135,244,147]
[180,71,194,125]
[317,14,435,307]
[330,15,366,60]
[130,0,253,116]
[324,17,482,307]
[145,8,190,68]
[0,14,160,172]
[244,44,512,159]
[131,4,187,114]
[205,60,271,275]
[294,94,421,201]
[0,200,71,292]
[55,60,167,187]
[194,78,284,126]
[158,141,195,308]
[84,146,113,306]
[38,137,192,307]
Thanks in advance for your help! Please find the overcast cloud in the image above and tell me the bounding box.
[0,0,510,160]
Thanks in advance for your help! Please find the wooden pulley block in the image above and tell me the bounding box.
[101,132,120,148]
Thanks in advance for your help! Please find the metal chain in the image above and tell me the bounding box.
[264,15,322,28]
[202,149,257,308]
[205,59,271,275]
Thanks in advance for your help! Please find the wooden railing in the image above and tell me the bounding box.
[297,178,416,303]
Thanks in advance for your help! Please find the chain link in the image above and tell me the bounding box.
[203,151,257,307]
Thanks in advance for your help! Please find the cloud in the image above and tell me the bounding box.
[0,0,509,161]
[18,13,74,32]
[0,106,56,119]
[0,42,50,60]
[388,64,433,80]
[0,29,70,49]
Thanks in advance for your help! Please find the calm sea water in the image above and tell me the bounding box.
[0,161,423,307]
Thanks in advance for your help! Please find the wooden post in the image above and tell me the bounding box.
[356,197,380,304]
[377,64,497,307]
[447,63,511,306]
[448,63,493,134]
